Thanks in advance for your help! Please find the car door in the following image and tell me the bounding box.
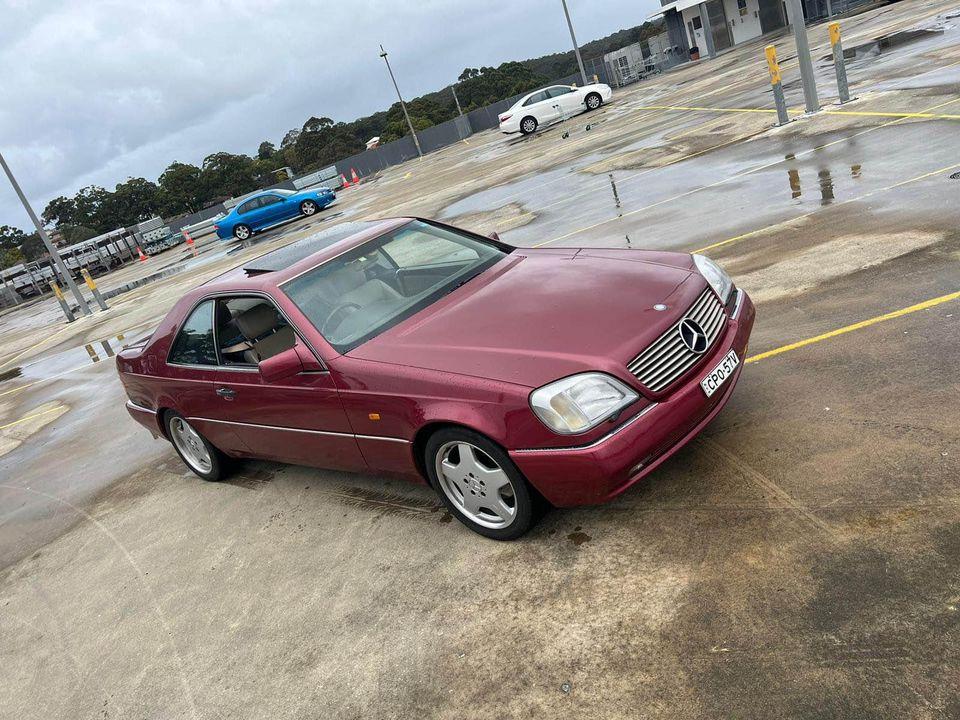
[547,85,584,120]
[209,294,367,472]
[522,90,558,125]
[165,299,248,454]
[236,197,263,230]
[256,194,289,225]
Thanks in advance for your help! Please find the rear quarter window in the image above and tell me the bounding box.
[169,300,217,366]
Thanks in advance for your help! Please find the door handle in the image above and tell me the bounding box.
[216,387,237,399]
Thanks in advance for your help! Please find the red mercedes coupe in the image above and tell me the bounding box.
[118,218,754,539]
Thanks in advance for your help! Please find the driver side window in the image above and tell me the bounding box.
[215,296,295,366]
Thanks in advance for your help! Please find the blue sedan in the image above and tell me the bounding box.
[214,188,336,241]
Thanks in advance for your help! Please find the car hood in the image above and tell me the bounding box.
[349,248,707,390]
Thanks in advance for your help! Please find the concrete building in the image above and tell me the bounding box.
[649,0,788,59]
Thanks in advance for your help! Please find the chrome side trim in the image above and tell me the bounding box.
[126,400,157,415]
[186,416,410,444]
[512,403,659,454]
[731,288,745,320]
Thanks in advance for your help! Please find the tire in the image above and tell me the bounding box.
[233,224,252,240]
[424,427,537,540]
[585,92,602,111]
[519,116,538,135]
[164,411,227,482]
[300,199,318,216]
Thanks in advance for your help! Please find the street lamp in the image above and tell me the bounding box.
[0,150,92,318]
[379,44,423,158]
[561,0,588,86]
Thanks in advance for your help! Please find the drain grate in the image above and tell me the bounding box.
[950,172,960,180]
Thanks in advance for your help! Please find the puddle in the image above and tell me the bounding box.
[6,332,144,385]
[783,161,864,206]
[101,266,188,300]
[835,28,945,62]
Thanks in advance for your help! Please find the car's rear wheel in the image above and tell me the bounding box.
[300,199,318,216]
[233,224,251,240]
[520,116,538,135]
[585,92,602,110]
[425,428,536,540]
[165,411,226,482]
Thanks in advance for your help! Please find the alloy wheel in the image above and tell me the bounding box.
[234,225,250,240]
[435,441,517,529]
[302,200,317,215]
[170,417,213,475]
[521,118,536,133]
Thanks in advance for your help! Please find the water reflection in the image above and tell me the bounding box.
[784,163,863,205]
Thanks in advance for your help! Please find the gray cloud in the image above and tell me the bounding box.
[1,0,656,228]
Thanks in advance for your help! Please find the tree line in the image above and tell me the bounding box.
[2,21,660,269]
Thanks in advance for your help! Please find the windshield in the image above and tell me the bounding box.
[282,220,509,353]
[274,189,295,196]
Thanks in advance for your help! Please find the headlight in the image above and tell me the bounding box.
[693,254,733,304]
[530,372,638,435]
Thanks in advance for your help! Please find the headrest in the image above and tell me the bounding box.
[235,303,279,340]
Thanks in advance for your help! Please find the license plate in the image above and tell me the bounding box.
[700,350,740,397]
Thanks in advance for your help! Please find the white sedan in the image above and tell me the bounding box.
[498,83,613,135]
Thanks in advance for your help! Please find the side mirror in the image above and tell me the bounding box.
[258,346,303,383]
[488,231,501,242]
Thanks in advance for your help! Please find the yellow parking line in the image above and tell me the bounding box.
[823,109,960,119]
[746,290,960,364]
[632,104,960,120]
[694,160,960,253]
[0,407,64,432]
[634,104,780,115]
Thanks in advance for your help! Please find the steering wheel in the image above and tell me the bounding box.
[320,302,362,337]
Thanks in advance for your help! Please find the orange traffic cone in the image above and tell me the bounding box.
[137,246,148,262]
[183,231,197,256]
[351,168,360,183]
[340,173,351,188]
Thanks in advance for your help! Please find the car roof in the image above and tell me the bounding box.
[202,217,412,292]
[235,189,291,204]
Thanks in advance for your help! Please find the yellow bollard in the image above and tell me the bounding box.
[765,45,789,125]
[765,45,782,85]
[80,268,109,311]
[829,22,850,103]
[50,282,76,322]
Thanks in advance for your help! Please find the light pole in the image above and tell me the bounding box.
[0,150,92,317]
[784,0,820,113]
[379,44,423,158]
[451,85,463,116]
[561,0,588,86]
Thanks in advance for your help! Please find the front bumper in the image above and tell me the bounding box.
[510,289,755,507]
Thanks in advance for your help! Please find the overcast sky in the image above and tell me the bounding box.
[1,0,659,230]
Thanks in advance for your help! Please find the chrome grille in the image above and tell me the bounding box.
[627,289,727,392]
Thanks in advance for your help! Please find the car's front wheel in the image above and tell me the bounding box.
[519,116,538,135]
[233,224,251,240]
[425,428,536,540]
[585,92,602,110]
[300,199,318,216]
[165,411,227,482]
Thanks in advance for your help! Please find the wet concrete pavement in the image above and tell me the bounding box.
[1,1,960,717]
